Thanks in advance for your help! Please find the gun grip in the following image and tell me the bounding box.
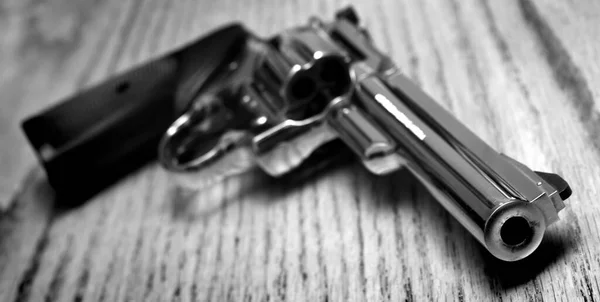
[21,24,249,206]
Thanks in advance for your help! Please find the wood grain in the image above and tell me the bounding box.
[1,0,600,301]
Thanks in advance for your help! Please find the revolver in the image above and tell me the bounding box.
[22,7,572,261]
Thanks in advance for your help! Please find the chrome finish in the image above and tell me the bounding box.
[352,69,556,260]
[252,96,344,176]
[159,7,571,262]
[329,105,405,175]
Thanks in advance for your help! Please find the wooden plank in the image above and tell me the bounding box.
[0,0,599,301]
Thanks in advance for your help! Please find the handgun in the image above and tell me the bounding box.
[22,7,572,261]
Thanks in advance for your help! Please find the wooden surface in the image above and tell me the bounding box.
[1,0,600,301]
